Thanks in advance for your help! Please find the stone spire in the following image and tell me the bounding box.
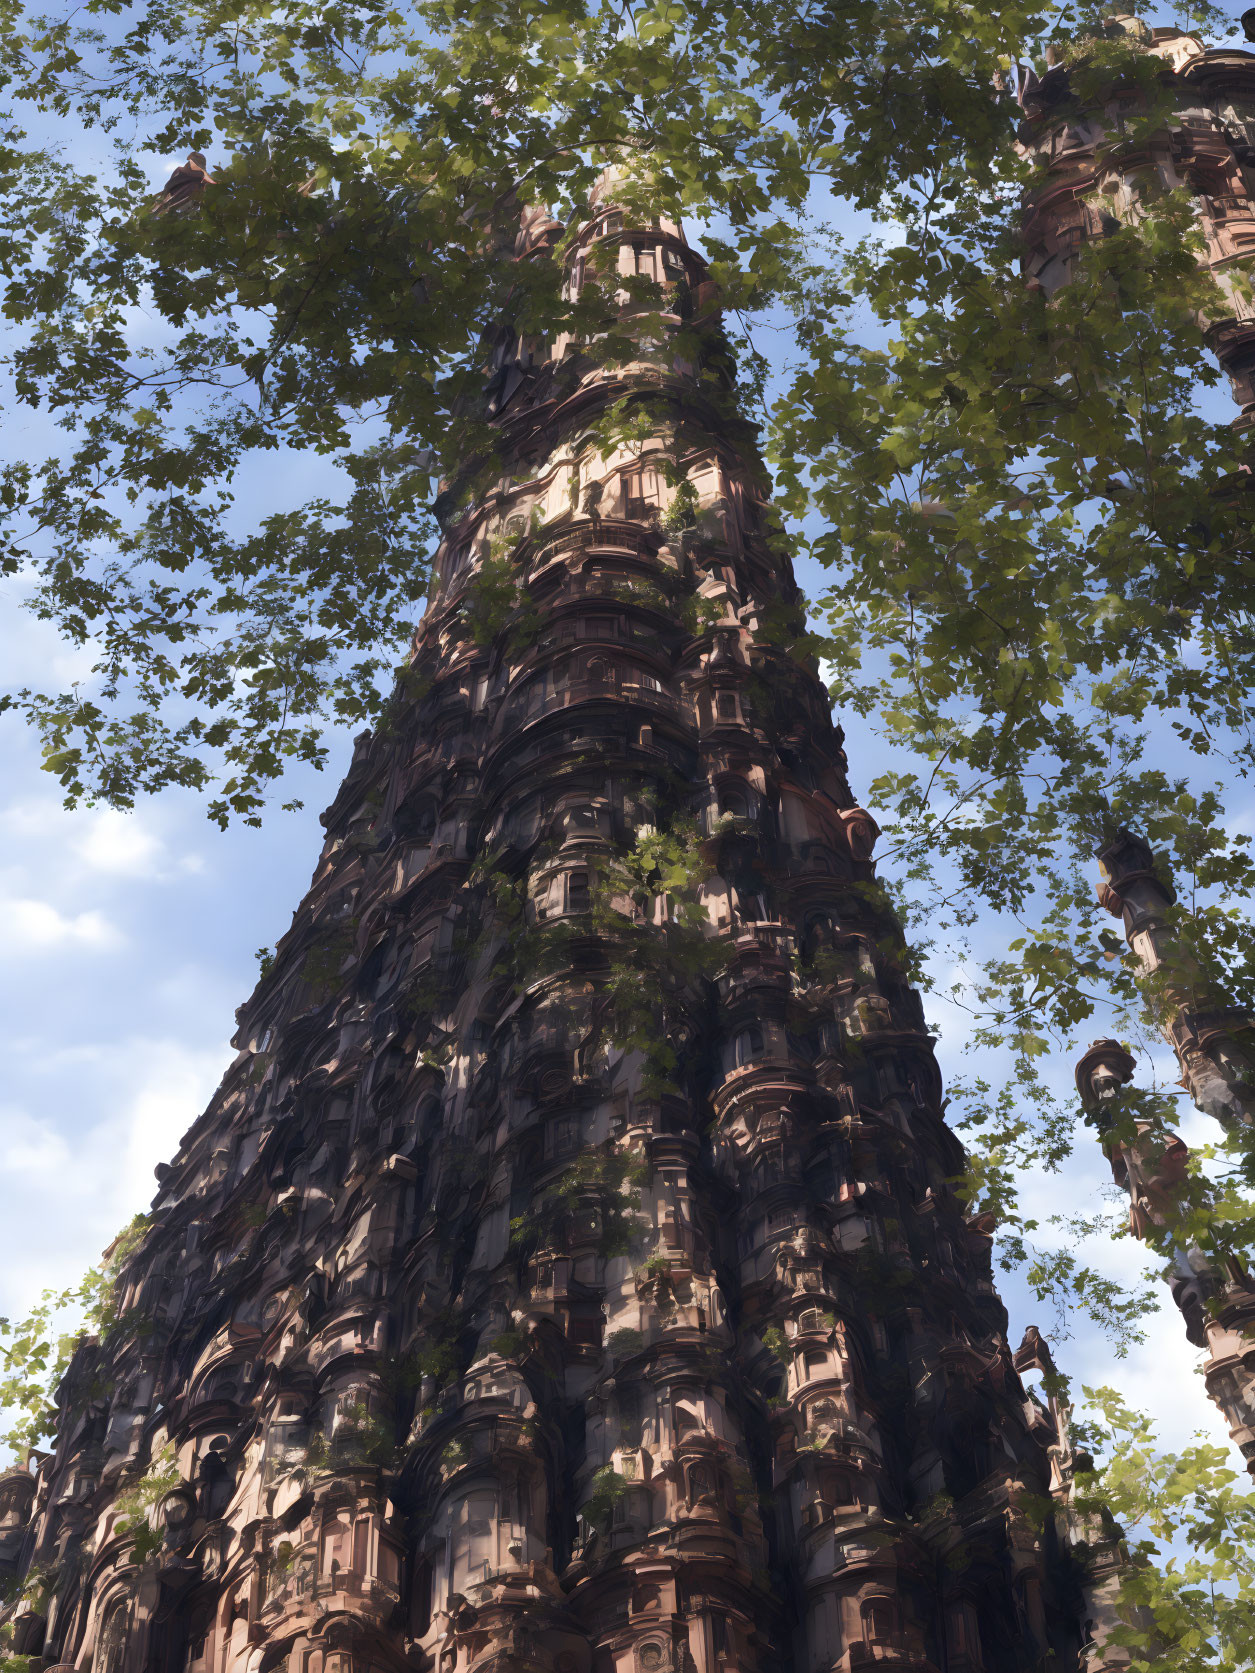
[4,185,1108,1673]
[1097,829,1255,1132]
[1077,828,1255,1475]
[1010,9,1255,1480]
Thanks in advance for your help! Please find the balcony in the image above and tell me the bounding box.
[1203,193,1255,222]
[529,517,661,567]
[496,678,682,739]
[846,1646,933,1669]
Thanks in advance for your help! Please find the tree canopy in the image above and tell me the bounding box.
[2,0,1255,1488]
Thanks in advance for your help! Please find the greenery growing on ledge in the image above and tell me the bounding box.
[0,1563,58,1669]
[113,1447,181,1562]
[1073,1386,1255,1671]
[509,1145,650,1260]
[460,521,545,651]
[0,1214,153,1457]
[606,1327,644,1354]
[581,1465,634,1531]
[487,1326,529,1359]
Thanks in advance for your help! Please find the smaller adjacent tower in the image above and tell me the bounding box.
[1016,14,1255,1473]
[1076,828,1255,1476]
[1017,13,1255,424]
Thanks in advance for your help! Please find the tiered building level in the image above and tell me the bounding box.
[2,189,1121,1673]
[1018,14,1255,419]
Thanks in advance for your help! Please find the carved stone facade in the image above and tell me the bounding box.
[1017,15,1255,423]
[4,190,1120,1672]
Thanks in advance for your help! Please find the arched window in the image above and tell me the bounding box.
[453,1490,497,1587]
[551,1115,580,1156]
[197,1449,232,1518]
[948,1419,993,1498]
[733,1026,764,1068]
[717,691,739,721]
[623,465,661,517]
[183,1603,213,1673]
[804,914,838,962]
[618,1386,643,1447]
[411,1555,433,1636]
[468,1016,493,1063]
[202,1363,240,1404]
[687,1463,712,1502]
[797,1307,823,1334]
[863,1598,896,1646]
[819,1468,857,1506]
[566,871,591,914]
[803,1349,827,1379]
[321,1502,357,1571]
[718,785,750,818]
[1188,161,1233,201]
[509,1142,540,1222]
[0,1476,33,1533]
[673,1401,701,1438]
[96,1600,130,1673]
[732,881,767,923]
[394,791,438,845]
[568,1305,602,1346]
[863,1592,896,1646]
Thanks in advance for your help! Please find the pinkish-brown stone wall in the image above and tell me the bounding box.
[2,186,1111,1673]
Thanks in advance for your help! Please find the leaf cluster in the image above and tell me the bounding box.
[1073,1386,1255,1672]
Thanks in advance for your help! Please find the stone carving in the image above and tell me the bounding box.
[1,181,1118,1673]
[1017,18,1255,426]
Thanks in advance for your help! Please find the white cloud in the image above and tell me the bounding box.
[0,1037,228,1320]
[0,799,63,841]
[2,1105,72,1177]
[1115,1348,1221,1449]
[1,895,120,952]
[0,593,101,688]
[0,796,203,891]
[72,808,178,879]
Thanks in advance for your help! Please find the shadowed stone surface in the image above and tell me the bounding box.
[2,188,1122,1673]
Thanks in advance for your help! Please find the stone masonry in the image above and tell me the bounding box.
[1017,14,1255,421]
[2,184,1125,1673]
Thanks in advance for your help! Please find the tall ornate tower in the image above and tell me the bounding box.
[2,185,1113,1673]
